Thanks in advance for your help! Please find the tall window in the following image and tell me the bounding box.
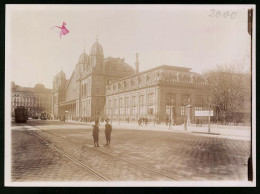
[119,108,124,115]
[147,93,154,104]
[132,107,137,115]
[119,98,123,107]
[125,97,129,107]
[139,95,144,105]
[147,106,154,115]
[125,107,130,115]
[114,99,118,107]
[109,99,112,108]
[139,106,145,115]
[132,96,137,106]
[181,106,186,116]
[84,84,87,97]
[81,85,83,96]
[166,105,171,117]
[195,107,203,111]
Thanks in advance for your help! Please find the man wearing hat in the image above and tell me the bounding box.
[92,121,100,147]
[105,119,112,147]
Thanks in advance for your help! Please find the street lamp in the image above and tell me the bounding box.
[208,105,211,133]
[183,98,191,131]
[171,98,175,126]
[65,110,68,121]
[183,101,188,131]
[169,98,175,130]
[207,97,212,133]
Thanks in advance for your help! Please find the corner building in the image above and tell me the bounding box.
[105,65,207,124]
[52,40,206,124]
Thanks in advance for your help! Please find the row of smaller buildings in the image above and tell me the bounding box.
[11,82,52,117]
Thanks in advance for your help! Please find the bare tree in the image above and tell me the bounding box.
[204,64,251,124]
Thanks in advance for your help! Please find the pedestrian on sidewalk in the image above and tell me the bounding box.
[200,120,203,127]
[166,117,169,126]
[196,119,199,127]
[138,118,142,126]
[105,119,112,147]
[145,118,148,126]
[92,121,100,147]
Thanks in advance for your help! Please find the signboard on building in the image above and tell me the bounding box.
[195,110,213,117]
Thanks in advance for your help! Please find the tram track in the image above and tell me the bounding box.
[21,124,109,181]
[24,124,179,181]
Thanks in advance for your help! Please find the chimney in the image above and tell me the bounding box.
[135,53,139,74]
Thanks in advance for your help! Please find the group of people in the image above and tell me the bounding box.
[138,118,148,126]
[196,119,203,127]
[92,119,112,147]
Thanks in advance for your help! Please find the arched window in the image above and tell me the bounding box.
[139,95,144,105]
[147,93,154,104]
[132,96,137,106]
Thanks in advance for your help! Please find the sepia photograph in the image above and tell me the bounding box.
[5,4,255,187]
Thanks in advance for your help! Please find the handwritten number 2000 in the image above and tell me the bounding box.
[209,9,236,19]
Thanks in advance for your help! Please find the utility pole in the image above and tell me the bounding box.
[169,98,174,130]
[183,98,190,131]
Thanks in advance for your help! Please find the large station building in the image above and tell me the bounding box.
[52,40,209,124]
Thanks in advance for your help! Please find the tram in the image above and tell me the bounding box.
[15,106,28,123]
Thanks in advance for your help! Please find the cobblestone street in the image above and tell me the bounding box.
[11,120,251,182]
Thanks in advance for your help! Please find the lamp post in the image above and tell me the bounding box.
[207,97,212,133]
[184,107,187,131]
[169,98,175,130]
[65,110,68,121]
[208,105,211,133]
[171,98,175,126]
[183,98,191,131]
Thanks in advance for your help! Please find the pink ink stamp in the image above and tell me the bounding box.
[51,22,69,38]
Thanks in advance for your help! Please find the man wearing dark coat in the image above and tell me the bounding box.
[105,119,112,146]
[92,121,100,147]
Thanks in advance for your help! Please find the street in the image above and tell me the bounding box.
[11,120,251,182]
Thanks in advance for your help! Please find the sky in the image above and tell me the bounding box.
[6,4,253,89]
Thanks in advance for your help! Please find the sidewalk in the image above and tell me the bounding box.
[63,120,251,141]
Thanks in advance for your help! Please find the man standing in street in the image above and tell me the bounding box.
[92,121,100,147]
[105,119,112,147]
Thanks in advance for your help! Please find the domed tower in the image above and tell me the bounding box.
[53,70,66,91]
[78,51,89,72]
[89,39,104,70]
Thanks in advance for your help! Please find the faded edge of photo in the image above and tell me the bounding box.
[4,4,256,187]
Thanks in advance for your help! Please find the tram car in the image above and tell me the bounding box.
[15,106,28,123]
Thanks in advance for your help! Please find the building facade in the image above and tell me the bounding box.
[52,40,135,120]
[11,82,52,117]
[52,40,208,124]
[105,65,207,124]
